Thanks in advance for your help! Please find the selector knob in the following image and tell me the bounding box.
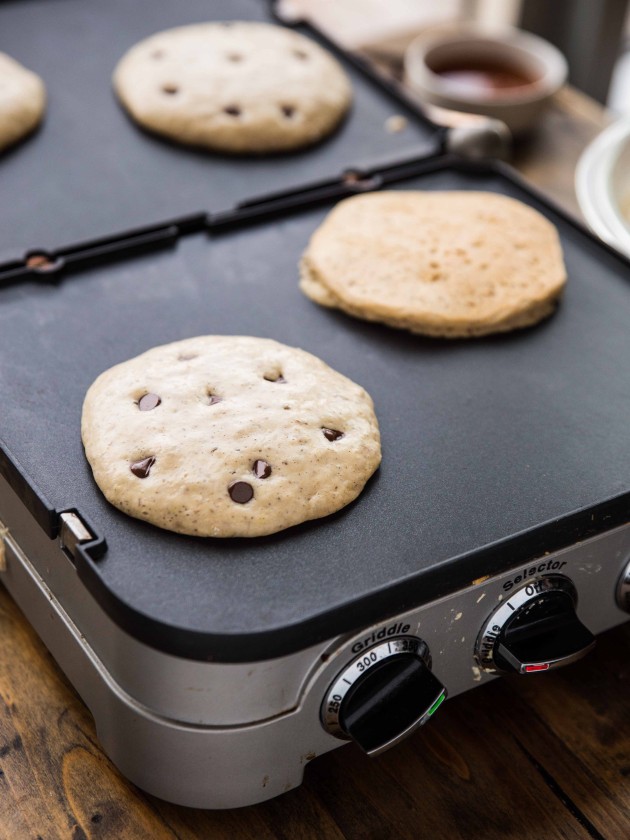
[476,575,596,675]
[321,637,446,756]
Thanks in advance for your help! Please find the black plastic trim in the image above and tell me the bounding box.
[0,214,208,288]
[208,145,444,230]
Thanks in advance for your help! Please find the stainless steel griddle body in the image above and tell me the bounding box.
[1,0,629,812]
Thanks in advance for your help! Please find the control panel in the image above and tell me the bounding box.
[317,526,629,758]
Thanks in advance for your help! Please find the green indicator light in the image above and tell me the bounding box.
[428,692,446,717]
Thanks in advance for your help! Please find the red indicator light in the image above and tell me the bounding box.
[524,663,550,673]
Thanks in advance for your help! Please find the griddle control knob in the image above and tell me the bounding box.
[475,575,596,675]
[321,636,447,756]
[616,558,630,613]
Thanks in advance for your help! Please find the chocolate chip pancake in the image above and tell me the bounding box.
[113,22,352,154]
[81,336,381,537]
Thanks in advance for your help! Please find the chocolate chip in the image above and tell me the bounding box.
[224,105,241,116]
[264,373,286,383]
[130,456,155,478]
[253,459,272,479]
[281,105,296,118]
[208,395,222,406]
[161,83,179,95]
[138,393,161,411]
[322,428,344,442]
[228,481,254,503]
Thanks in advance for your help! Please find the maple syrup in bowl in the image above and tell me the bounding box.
[404,24,567,134]
[429,57,538,98]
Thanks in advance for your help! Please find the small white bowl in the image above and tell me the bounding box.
[576,118,630,257]
[404,23,567,134]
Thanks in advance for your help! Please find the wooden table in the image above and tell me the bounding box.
[2,89,628,840]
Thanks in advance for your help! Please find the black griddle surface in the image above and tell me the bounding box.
[0,0,437,260]
[1,163,629,661]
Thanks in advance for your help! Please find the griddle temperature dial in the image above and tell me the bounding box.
[475,575,596,675]
[321,636,447,756]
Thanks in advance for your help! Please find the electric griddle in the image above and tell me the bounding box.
[0,0,629,811]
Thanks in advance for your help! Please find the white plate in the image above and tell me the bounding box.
[576,117,630,258]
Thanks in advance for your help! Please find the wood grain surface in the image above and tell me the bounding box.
[2,88,628,839]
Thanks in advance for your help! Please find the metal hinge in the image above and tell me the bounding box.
[445,121,512,162]
[58,511,93,562]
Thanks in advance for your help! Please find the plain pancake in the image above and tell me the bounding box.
[300,191,567,338]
